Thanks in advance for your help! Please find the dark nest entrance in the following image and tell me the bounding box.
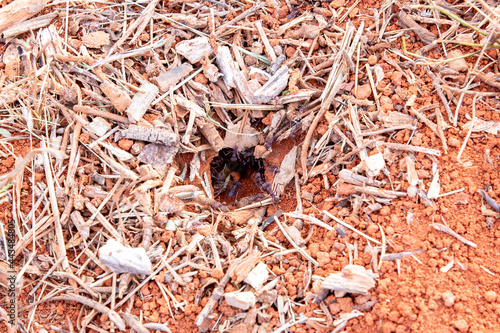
[210,147,266,203]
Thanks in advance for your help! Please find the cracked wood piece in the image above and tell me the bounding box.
[85,201,123,242]
[398,11,436,45]
[100,80,131,113]
[22,294,125,331]
[119,124,178,146]
[216,46,238,88]
[0,0,49,34]
[2,12,56,38]
[155,63,193,92]
[225,291,257,310]
[126,82,159,123]
[175,95,223,151]
[255,20,277,62]
[339,169,385,187]
[175,37,213,63]
[252,65,289,104]
[321,264,375,296]
[69,211,90,240]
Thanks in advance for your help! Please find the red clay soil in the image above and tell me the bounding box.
[1,0,500,332]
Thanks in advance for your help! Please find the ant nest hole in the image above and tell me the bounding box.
[210,147,277,204]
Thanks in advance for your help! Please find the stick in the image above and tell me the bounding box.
[431,223,477,248]
[0,0,48,34]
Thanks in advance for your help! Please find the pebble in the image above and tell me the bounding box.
[448,136,461,147]
[354,83,372,99]
[330,0,345,9]
[211,267,224,279]
[118,139,134,151]
[447,50,468,72]
[441,290,455,307]
[379,95,393,112]
[452,319,469,332]
[316,252,331,267]
[285,46,296,58]
[484,290,497,303]
[391,72,403,86]
[332,242,346,252]
[368,54,378,65]
[309,243,320,257]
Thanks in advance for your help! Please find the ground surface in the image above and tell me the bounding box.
[0,0,500,332]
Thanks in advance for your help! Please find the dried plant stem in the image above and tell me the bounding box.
[274,216,319,266]
[457,95,478,161]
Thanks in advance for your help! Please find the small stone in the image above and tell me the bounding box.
[484,290,497,303]
[328,302,341,314]
[355,294,371,305]
[130,142,145,155]
[447,50,468,72]
[309,243,320,256]
[285,46,296,58]
[366,223,379,236]
[391,72,403,86]
[379,95,394,112]
[380,206,391,216]
[349,7,359,18]
[411,136,423,146]
[211,267,224,279]
[441,290,455,307]
[118,139,134,151]
[354,84,372,99]
[316,252,331,267]
[224,291,256,310]
[448,136,461,147]
[337,297,354,312]
[332,242,346,252]
[99,239,152,275]
[368,54,378,65]
[330,0,345,9]
[244,262,269,289]
[452,319,468,332]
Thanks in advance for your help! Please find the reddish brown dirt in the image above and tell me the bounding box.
[2,0,500,332]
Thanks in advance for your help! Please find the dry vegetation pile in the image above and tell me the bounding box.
[0,0,499,332]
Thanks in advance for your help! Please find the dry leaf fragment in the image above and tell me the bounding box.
[222,121,259,150]
[100,80,132,113]
[155,63,193,92]
[463,118,500,135]
[82,31,110,48]
[272,146,297,196]
[216,46,238,88]
[3,44,21,80]
[447,50,468,72]
[159,193,185,214]
[69,211,90,240]
[175,36,213,63]
[168,13,207,29]
[119,124,178,146]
